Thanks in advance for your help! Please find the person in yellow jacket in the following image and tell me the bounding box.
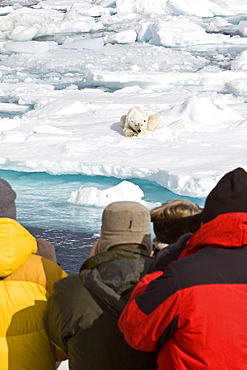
[0,178,67,369]
[0,178,58,263]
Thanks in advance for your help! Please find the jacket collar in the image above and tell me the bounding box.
[80,247,151,271]
[179,212,247,259]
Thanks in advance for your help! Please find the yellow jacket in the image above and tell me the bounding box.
[0,218,67,369]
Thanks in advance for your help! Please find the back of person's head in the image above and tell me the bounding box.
[0,179,16,219]
[151,199,201,221]
[151,199,202,249]
[94,201,152,255]
[202,167,247,224]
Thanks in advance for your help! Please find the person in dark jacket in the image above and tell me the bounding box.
[44,201,157,370]
[119,167,247,370]
[150,199,202,268]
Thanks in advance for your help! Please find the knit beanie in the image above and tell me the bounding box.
[95,201,152,254]
[0,179,16,219]
[202,167,247,224]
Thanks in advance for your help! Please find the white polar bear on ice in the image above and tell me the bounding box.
[121,106,159,137]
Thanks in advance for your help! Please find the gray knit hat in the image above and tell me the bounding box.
[0,179,17,219]
[95,201,152,254]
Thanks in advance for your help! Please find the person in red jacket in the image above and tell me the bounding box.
[119,167,247,370]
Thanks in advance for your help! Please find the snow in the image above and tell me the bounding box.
[68,180,145,207]
[57,361,69,370]
[1,0,247,368]
[1,2,247,199]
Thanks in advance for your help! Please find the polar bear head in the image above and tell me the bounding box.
[126,106,149,135]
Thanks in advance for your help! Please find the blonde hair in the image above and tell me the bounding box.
[150,199,201,221]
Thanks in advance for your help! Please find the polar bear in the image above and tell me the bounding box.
[121,106,159,137]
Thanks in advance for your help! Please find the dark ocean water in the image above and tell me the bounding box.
[0,169,204,273]
[26,226,98,273]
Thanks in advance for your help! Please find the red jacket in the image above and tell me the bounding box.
[119,213,247,369]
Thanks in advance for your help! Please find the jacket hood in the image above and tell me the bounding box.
[80,248,155,315]
[179,212,247,259]
[202,167,247,223]
[0,218,37,277]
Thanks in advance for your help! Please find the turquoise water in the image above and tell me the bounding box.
[0,169,204,234]
[0,169,205,272]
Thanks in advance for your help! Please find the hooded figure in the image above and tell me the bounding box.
[0,178,57,262]
[44,201,157,370]
[119,168,247,370]
[0,180,67,369]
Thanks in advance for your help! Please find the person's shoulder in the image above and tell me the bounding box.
[38,255,66,275]
[165,247,210,287]
[53,273,82,292]
[52,272,97,309]
[36,237,57,263]
[155,233,192,269]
